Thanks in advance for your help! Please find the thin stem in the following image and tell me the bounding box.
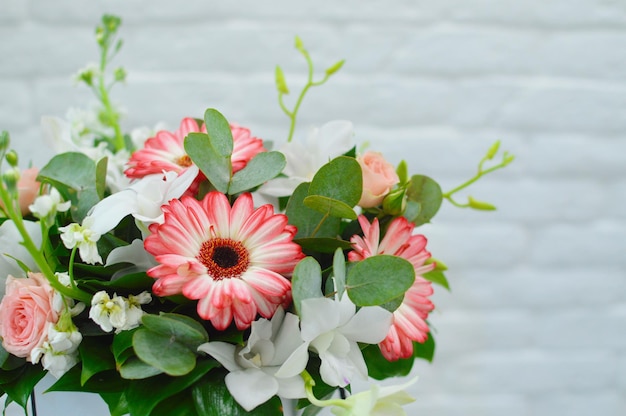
[97,42,125,152]
[309,211,330,238]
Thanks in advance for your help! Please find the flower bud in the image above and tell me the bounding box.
[5,150,18,167]
[325,59,345,76]
[468,196,496,211]
[486,140,500,160]
[113,67,127,82]
[382,187,406,216]
[3,169,20,194]
[0,131,10,151]
[275,65,289,94]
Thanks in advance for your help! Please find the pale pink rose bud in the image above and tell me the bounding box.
[0,272,58,359]
[18,167,40,216]
[357,151,400,208]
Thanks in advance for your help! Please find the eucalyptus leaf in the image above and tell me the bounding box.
[332,248,346,299]
[346,255,415,306]
[141,313,209,349]
[228,151,286,194]
[307,156,362,207]
[405,175,443,226]
[133,328,197,376]
[285,183,340,239]
[203,108,234,157]
[184,132,231,193]
[293,238,352,253]
[291,257,323,315]
[303,195,357,219]
[119,357,163,379]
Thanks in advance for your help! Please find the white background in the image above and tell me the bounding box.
[1,0,625,415]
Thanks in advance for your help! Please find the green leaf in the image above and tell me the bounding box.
[203,108,234,157]
[291,257,323,315]
[101,391,129,416]
[47,366,126,394]
[112,329,137,364]
[308,156,362,207]
[422,269,451,291]
[346,255,415,307]
[133,329,197,376]
[379,294,404,312]
[125,359,217,416]
[3,365,46,408]
[303,195,357,219]
[293,238,352,253]
[95,156,108,199]
[142,313,209,349]
[405,175,443,226]
[119,357,163,379]
[332,248,346,299]
[228,151,286,194]
[184,132,231,194]
[414,334,436,362]
[38,152,102,221]
[362,344,414,380]
[79,336,116,385]
[285,183,340,239]
[150,390,198,416]
[192,371,283,416]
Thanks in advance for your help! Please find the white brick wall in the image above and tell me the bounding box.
[1,0,625,415]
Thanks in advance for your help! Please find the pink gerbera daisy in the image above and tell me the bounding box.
[125,118,266,187]
[348,215,435,361]
[144,191,304,330]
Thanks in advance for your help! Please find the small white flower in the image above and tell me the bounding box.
[31,323,83,379]
[29,188,71,219]
[58,217,102,264]
[198,308,307,411]
[89,290,151,333]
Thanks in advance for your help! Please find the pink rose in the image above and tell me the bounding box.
[357,151,400,208]
[0,272,58,359]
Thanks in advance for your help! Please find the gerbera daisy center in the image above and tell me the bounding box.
[176,154,193,167]
[197,238,250,280]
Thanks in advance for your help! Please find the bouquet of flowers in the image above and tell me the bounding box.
[0,15,513,416]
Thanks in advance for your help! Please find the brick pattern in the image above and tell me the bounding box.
[1,1,625,415]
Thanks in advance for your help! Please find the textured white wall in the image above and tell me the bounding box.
[1,0,625,415]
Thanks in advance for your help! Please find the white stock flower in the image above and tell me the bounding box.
[286,295,393,388]
[31,323,83,379]
[89,290,151,333]
[29,188,71,219]
[198,308,307,411]
[58,217,102,264]
[259,120,354,197]
[330,377,418,416]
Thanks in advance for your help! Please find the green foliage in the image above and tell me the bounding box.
[38,152,105,221]
[228,151,286,194]
[79,336,116,385]
[192,371,283,415]
[405,175,443,226]
[132,313,209,377]
[291,257,323,315]
[346,255,415,307]
[286,183,341,239]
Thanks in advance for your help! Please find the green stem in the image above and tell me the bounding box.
[301,370,351,410]
[97,37,125,152]
[442,160,509,202]
[309,212,330,238]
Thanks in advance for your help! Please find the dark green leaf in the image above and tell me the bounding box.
[294,238,352,253]
[112,329,137,364]
[119,357,163,379]
[101,391,129,416]
[126,359,217,416]
[228,151,286,194]
[362,344,414,380]
[346,255,415,307]
[150,389,197,416]
[79,336,116,385]
[192,370,283,416]
[3,365,46,408]
[413,334,436,362]
[47,366,126,394]
[405,175,443,226]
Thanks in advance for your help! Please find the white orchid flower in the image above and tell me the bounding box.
[260,120,354,197]
[284,294,393,388]
[86,165,198,236]
[198,308,307,411]
[329,377,418,416]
